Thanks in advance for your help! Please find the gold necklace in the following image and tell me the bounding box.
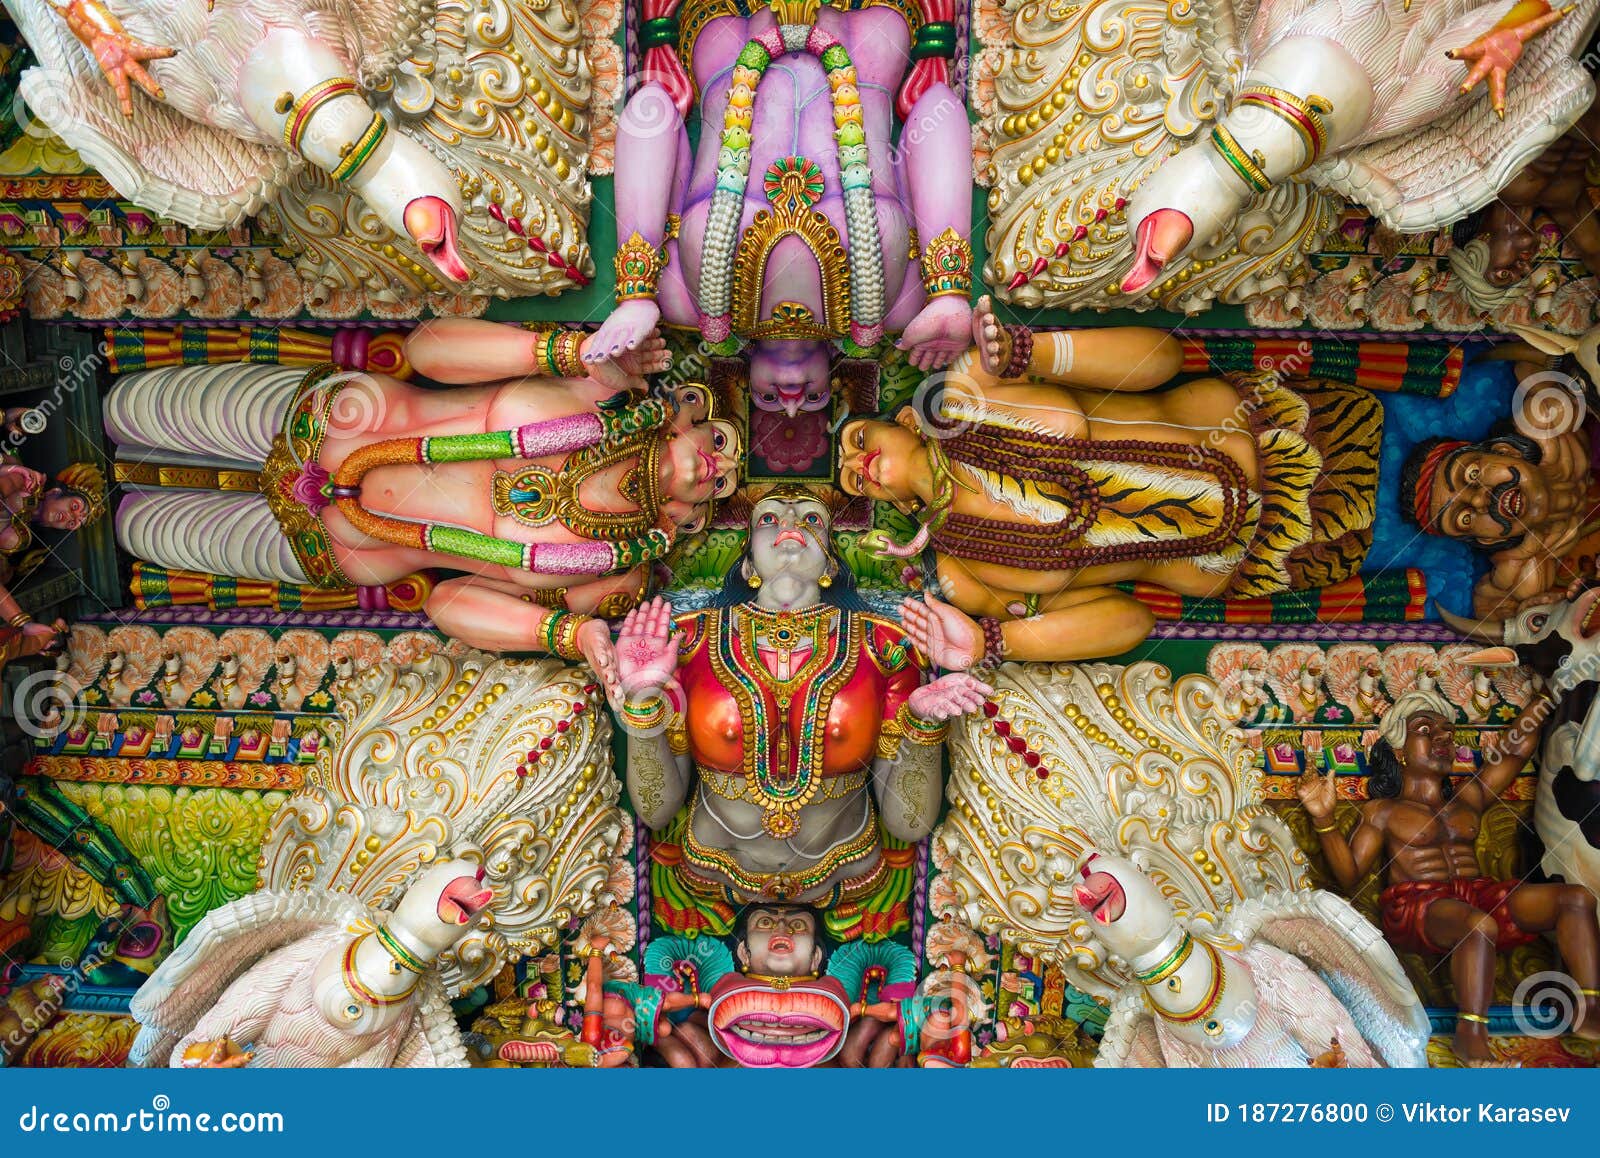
[742,971,819,991]
[490,432,663,540]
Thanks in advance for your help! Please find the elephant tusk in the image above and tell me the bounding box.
[1460,646,1520,667]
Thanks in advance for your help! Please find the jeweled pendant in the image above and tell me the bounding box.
[762,809,799,838]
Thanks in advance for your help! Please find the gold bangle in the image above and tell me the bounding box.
[528,328,560,377]
[1236,87,1332,169]
[1580,988,1600,998]
[1133,931,1194,985]
[281,77,361,153]
[553,330,588,379]
[615,231,667,302]
[1210,123,1270,193]
[341,936,418,1007]
[330,111,389,183]
[919,227,972,300]
[374,924,428,975]
[1457,1011,1490,1025]
[552,612,593,661]
[1312,821,1339,834]
[1151,941,1226,1027]
[620,694,669,731]
[8,612,30,627]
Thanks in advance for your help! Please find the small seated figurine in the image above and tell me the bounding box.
[611,484,988,908]
[105,322,740,685]
[838,302,1382,664]
[1297,690,1600,1065]
[0,456,104,657]
[579,906,961,1068]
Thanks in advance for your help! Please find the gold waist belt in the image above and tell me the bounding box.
[680,797,883,904]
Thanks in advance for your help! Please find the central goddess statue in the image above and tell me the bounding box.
[105,321,740,682]
[583,0,975,410]
[611,485,988,907]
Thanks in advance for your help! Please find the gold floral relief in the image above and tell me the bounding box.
[936,661,1307,999]
[257,651,625,995]
[16,1014,138,1069]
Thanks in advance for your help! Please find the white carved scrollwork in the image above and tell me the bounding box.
[258,651,625,994]
[934,661,1306,998]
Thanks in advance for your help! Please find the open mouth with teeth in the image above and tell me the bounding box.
[1580,587,1600,639]
[1496,485,1524,522]
[1075,871,1127,924]
[709,987,848,1067]
[437,866,492,925]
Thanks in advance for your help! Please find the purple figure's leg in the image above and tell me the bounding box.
[586,83,692,368]
[890,82,974,370]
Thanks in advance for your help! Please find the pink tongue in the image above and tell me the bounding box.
[1121,253,1163,294]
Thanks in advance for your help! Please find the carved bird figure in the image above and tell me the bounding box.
[4,0,468,283]
[1082,853,1430,1068]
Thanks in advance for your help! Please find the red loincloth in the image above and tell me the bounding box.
[1379,878,1539,955]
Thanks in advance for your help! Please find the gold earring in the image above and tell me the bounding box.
[818,570,833,589]
[747,571,762,589]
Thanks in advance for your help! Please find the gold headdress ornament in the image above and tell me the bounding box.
[52,462,108,526]
[727,481,848,526]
